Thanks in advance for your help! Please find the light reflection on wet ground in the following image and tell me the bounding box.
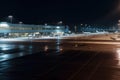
[0,40,63,61]
[1,40,120,80]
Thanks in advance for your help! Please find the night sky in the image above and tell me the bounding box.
[0,0,119,25]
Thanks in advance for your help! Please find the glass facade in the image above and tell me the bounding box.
[0,22,65,38]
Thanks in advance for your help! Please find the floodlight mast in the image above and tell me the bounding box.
[8,15,13,23]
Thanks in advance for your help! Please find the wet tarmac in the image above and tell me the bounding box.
[0,39,120,80]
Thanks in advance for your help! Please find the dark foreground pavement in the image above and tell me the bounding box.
[0,48,120,80]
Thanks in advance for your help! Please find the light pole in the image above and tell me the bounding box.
[19,22,23,29]
[74,26,77,33]
[118,20,120,32]
[19,21,23,24]
[8,15,13,23]
[19,21,23,26]
[57,21,63,25]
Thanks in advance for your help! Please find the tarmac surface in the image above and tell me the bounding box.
[0,33,120,80]
[0,44,119,80]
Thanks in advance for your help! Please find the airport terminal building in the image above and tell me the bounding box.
[0,22,67,38]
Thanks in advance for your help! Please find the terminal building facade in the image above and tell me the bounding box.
[0,22,67,38]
